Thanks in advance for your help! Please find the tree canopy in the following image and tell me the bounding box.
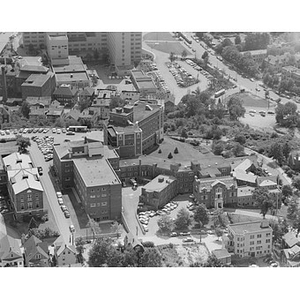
[175,208,192,230]
[227,96,246,121]
[193,204,209,227]
[16,136,31,154]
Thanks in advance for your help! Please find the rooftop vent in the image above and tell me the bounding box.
[22,174,29,180]
[158,177,164,183]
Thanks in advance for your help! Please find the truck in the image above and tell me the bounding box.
[214,89,226,98]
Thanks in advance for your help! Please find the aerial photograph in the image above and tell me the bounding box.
[2,30,300,271]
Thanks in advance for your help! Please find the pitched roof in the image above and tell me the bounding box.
[212,249,231,260]
[199,177,236,192]
[283,232,300,248]
[53,85,78,97]
[0,235,22,261]
[63,109,81,121]
[24,235,49,261]
[3,152,34,170]
[7,168,43,194]
[232,169,257,183]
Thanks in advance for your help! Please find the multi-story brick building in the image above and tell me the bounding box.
[224,220,273,258]
[21,73,56,100]
[104,101,164,158]
[139,175,177,209]
[3,152,44,221]
[53,139,122,221]
[193,177,238,209]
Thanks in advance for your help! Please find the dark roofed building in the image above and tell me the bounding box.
[53,84,78,107]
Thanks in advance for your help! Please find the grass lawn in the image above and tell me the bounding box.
[145,41,192,56]
[143,32,174,41]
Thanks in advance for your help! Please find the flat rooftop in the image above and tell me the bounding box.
[143,175,176,192]
[48,35,67,41]
[56,72,89,83]
[229,221,271,235]
[73,158,120,187]
[133,102,161,123]
[22,74,52,87]
[0,141,18,158]
[19,56,43,68]
[237,186,255,197]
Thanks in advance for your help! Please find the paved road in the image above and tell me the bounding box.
[184,32,299,108]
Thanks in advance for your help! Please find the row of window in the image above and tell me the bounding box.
[90,202,107,207]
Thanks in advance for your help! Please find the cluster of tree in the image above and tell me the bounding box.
[287,196,300,237]
[226,95,246,121]
[268,140,292,166]
[16,136,31,154]
[275,101,300,129]
[26,227,60,241]
[252,187,282,218]
[268,218,289,245]
[243,33,270,51]
[157,208,192,234]
[212,140,245,158]
[88,237,162,267]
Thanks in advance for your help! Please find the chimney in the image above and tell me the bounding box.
[1,66,8,102]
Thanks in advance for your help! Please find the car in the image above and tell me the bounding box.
[256,87,260,92]
[57,129,61,134]
[56,191,62,198]
[66,131,75,135]
[38,128,44,133]
[180,232,191,236]
[57,197,63,205]
[37,167,43,175]
[32,128,38,133]
[64,211,70,218]
[207,230,213,234]
[52,128,57,133]
[270,263,278,267]
[69,224,75,232]
[250,78,255,82]
[250,113,255,117]
[183,237,194,243]
[62,128,66,133]
[61,205,68,212]
[170,232,178,237]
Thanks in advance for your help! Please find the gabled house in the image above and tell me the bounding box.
[123,232,144,254]
[53,236,77,267]
[78,86,95,101]
[0,235,23,267]
[62,108,81,122]
[23,235,49,267]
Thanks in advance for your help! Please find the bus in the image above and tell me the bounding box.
[67,126,88,132]
[214,89,226,98]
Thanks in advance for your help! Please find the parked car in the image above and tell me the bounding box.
[61,205,68,212]
[69,225,75,232]
[57,198,64,205]
[64,211,70,218]
[183,237,194,243]
[170,232,178,237]
[66,131,75,135]
[37,166,43,175]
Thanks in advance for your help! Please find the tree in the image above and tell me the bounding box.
[88,237,115,267]
[232,142,244,157]
[109,96,125,110]
[169,52,176,62]
[78,98,91,113]
[181,128,188,138]
[202,255,224,267]
[282,142,292,161]
[212,142,224,156]
[75,237,86,264]
[140,248,162,267]
[282,185,293,198]
[175,208,192,230]
[215,228,223,240]
[252,187,274,218]
[269,218,288,244]
[202,51,209,60]
[269,142,284,165]
[157,215,175,235]
[227,96,246,121]
[235,35,241,45]
[168,152,173,159]
[234,134,246,145]
[111,221,120,238]
[287,196,299,221]
[194,204,209,228]
[181,49,187,59]
[21,101,30,119]
[292,176,300,191]
[174,147,179,154]
[87,218,102,240]
[16,136,31,154]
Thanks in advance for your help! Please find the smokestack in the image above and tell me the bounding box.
[1,66,8,102]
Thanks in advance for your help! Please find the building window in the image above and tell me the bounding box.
[101,202,107,206]
[101,194,107,197]
[36,202,39,208]
[28,202,33,209]
[257,234,261,238]
[266,239,270,243]
[266,233,271,237]
[90,203,96,207]
[250,241,254,245]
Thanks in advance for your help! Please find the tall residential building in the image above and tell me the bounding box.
[22,32,46,49]
[107,32,142,74]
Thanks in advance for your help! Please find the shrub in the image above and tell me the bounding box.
[142,241,155,248]
[174,147,179,154]
[158,149,162,154]
[168,152,173,159]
